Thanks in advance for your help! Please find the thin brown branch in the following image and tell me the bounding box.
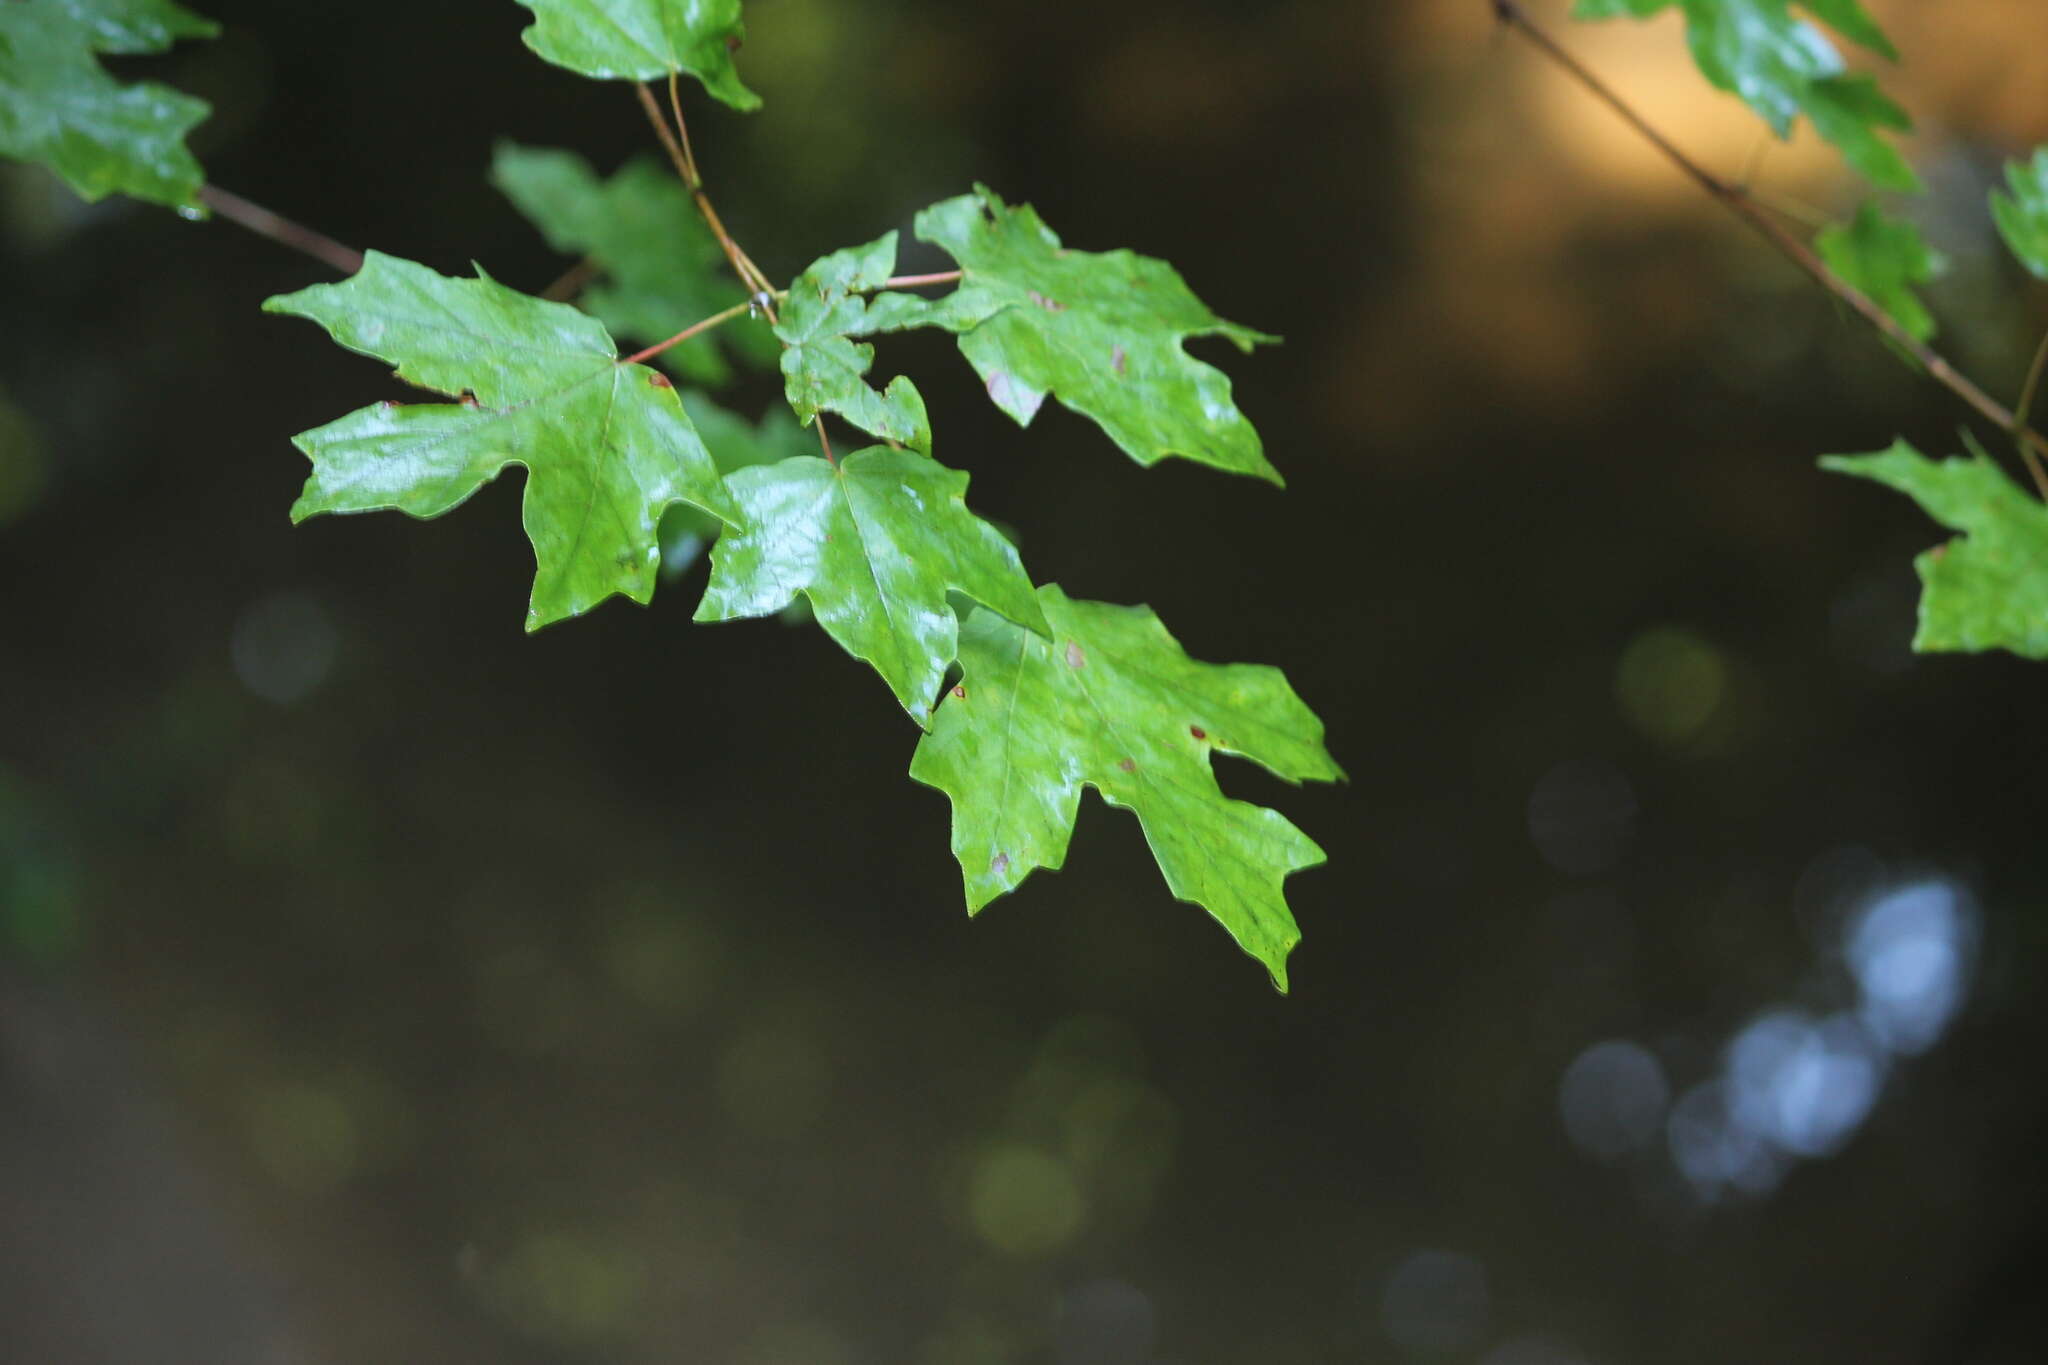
[666,73,702,192]
[879,271,963,290]
[2013,328,2048,498]
[196,184,362,275]
[1491,0,2048,488]
[617,299,753,369]
[634,83,777,322]
[815,416,836,467]
[540,257,601,302]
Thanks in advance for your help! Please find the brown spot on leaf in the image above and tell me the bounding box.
[1111,345,1128,376]
[1928,544,1948,561]
[381,399,406,409]
[1189,725,1207,740]
[991,850,1010,877]
[1028,290,1067,312]
[648,371,673,389]
[953,684,967,699]
[1064,641,1086,669]
[1117,757,1136,773]
[459,392,479,408]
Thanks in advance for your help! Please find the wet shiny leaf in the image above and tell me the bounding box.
[1822,438,2048,658]
[1571,0,1915,189]
[514,0,759,111]
[874,185,1282,483]
[266,252,739,631]
[775,234,932,453]
[0,0,216,207]
[696,446,1045,720]
[912,586,1343,990]
[656,392,811,577]
[1816,202,1945,343]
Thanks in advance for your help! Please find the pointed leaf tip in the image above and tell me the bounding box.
[0,0,218,207]
[911,585,1337,984]
[856,185,1283,483]
[271,252,737,629]
[1823,438,2048,658]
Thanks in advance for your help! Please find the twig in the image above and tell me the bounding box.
[879,271,962,290]
[541,257,601,302]
[195,184,362,275]
[1490,0,2048,492]
[617,299,753,368]
[637,82,778,321]
[2013,328,2048,497]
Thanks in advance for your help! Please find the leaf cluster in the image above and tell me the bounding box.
[0,0,1338,987]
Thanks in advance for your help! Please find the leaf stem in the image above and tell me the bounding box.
[2013,327,2048,498]
[1490,0,2048,495]
[195,184,362,275]
[879,271,962,290]
[635,82,779,320]
[541,256,601,302]
[617,299,753,368]
[815,416,836,467]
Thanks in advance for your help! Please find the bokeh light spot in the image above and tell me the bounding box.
[1558,1038,1670,1160]
[230,590,339,705]
[969,1144,1086,1257]
[1615,625,1728,746]
[1846,878,1975,1055]
[1056,1277,1157,1365]
[487,1230,644,1347]
[1379,1250,1490,1353]
[246,1081,359,1193]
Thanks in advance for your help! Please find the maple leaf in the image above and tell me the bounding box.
[1816,201,1946,344]
[491,143,774,384]
[1991,148,2048,281]
[776,234,932,454]
[1572,0,1915,190]
[0,0,217,207]
[871,186,1282,484]
[266,251,740,631]
[911,586,1343,990]
[1823,438,2048,659]
[514,0,759,111]
[695,446,1046,720]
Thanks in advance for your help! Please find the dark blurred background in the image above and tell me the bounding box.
[5,1,2048,1361]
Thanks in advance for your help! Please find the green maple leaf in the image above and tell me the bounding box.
[491,143,774,385]
[266,251,740,631]
[871,185,1282,484]
[514,0,759,112]
[911,586,1343,991]
[1822,438,2048,657]
[1571,0,1915,190]
[655,391,812,578]
[695,446,1045,720]
[1815,201,1946,343]
[776,234,932,454]
[0,0,218,207]
[1990,148,2048,281]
